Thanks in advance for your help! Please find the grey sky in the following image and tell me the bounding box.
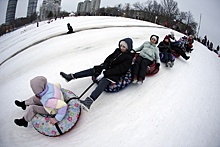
[0,0,219,47]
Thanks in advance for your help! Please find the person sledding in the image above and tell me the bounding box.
[132,35,160,84]
[179,35,194,53]
[67,23,74,34]
[168,32,190,60]
[60,38,134,111]
[158,35,175,67]
[14,76,67,127]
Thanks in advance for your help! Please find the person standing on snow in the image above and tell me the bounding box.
[132,35,160,84]
[60,38,134,111]
[14,76,67,127]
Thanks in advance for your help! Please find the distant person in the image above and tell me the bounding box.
[67,23,74,34]
[60,38,134,111]
[202,35,207,46]
[214,45,219,54]
[209,42,213,51]
[132,35,160,84]
[14,76,67,127]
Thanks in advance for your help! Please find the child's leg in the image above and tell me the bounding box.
[74,68,94,78]
[139,59,153,80]
[25,96,42,106]
[163,52,169,63]
[133,56,142,78]
[24,105,49,122]
[90,78,111,101]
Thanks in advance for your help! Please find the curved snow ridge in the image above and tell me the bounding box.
[75,24,167,32]
[0,24,167,67]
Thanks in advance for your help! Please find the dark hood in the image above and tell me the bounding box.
[118,38,133,52]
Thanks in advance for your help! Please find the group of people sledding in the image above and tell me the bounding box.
[14,32,194,128]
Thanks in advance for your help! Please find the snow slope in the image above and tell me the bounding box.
[0,16,220,147]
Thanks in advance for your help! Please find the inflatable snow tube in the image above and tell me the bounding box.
[171,49,180,58]
[145,61,159,76]
[133,53,159,76]
[159,52,175,63]
[31,88,81,137]
[92,69,132,92]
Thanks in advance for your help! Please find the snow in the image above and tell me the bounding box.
[0,16,220,147]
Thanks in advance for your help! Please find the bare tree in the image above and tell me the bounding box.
[185,11,198,34]
[177,11,187,22]
[123,3,131,17]
[161,0,179,19]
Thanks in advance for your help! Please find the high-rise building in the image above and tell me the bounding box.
[91,0,101,13]
[39,0,61,20]
[27,0,38,17]
[77,0,101,14]
[5,0,18,25]
[83,0,91,13]
[77,2,84,13]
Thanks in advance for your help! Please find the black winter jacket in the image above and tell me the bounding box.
[94,38,134,82]
[158,41,172,53]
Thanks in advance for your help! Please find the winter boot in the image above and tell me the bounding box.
[137,77,143,85]
[14,117,28,127]
[15,100,26,110]
[60,72,75,82]
[184,56,190,60]
[79,97,94,112]
[170,62,174,67]
[165,62,169,67]
[132,75,138,84]
[167,61,173,67]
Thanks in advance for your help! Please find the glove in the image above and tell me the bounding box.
[96,70,105,81]
[156,63,160,68]
[94,65,103,76]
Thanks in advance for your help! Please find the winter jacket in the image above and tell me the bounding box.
[158,41,172,53]
[100,38,134,82]
[168,35,177,43]
[40,83,67,121]
[134,41,160,64]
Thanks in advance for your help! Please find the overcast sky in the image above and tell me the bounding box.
[0,0,219,47]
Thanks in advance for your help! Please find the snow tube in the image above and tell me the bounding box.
[171,49,180,58]
[145,61,159,76]
[92,69,132,92]
[132,53,159,76]
[159,52,175,63]
[31,88,81,137]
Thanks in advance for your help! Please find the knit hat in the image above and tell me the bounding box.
[150,35,159,44]
[120,41,128,49]
[170,32,174,36]
[151,36,157,41]
[30,76,47,95]
[164,35,170,41]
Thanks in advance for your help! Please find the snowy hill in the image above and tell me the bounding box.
[0,16,220,147]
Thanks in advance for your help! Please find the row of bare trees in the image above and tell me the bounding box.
[94,0,197,36]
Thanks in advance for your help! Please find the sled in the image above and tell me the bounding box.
[159,52,175,63]
[132,53,159,76]
[92,69,132,92]
[171,49,180,58]
[31,88,81,137]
